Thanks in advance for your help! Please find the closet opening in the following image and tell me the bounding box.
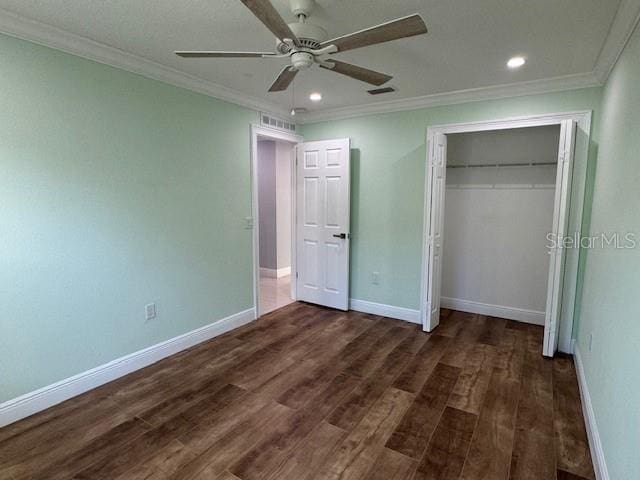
[442,125,560,326]
[421,114,587,357]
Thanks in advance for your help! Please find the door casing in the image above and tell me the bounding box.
[420,111,592,356]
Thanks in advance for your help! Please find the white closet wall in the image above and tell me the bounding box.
[442,126,560,323]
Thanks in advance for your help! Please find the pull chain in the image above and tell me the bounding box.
[290,72,296,116]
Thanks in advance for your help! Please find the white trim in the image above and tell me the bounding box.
[441,297,545,326]
[296,73,600,124]
[0,8,290,118]
[0,307,256,428]
[420,111,592,356]
[250,125,302,318]
[574,346,610,480]
[259,266,291,278]
[349,299,421,324]
[425,110,592,135]
[593,0,640,83]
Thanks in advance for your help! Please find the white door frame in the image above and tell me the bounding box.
[420,110,592,355]
[250,124,303,318]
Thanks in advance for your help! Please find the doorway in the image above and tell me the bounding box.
[421,112,592,357]
[251,125,301,317]
[251,126,353,317]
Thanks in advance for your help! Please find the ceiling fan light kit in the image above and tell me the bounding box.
[290,51,315,70]
[175,0,428,94]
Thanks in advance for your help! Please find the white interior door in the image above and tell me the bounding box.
[543,119,576,356]
[296,138,351,310]
[423,133,447,331]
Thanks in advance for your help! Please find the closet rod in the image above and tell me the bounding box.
[446,161,557,169]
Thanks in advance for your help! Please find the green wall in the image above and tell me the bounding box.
[575,23,640,479]
[301,88,602,321]
[0,33,257,402]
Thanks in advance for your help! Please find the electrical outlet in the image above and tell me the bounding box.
[372,272,380,285]
[145,303,156,321]
[589,333,593,351]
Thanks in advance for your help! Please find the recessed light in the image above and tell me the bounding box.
[507,56,526,69]
[309,92,322,102]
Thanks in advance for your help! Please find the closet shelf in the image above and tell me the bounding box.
[446,161,557,169]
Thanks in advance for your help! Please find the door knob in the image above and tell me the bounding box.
[333,233,347,239]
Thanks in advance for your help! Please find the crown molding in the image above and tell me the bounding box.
[297,72,601,124]
[593,0,640,83]
[0,8,291,118]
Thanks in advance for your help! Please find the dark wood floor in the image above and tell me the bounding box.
[0,303,595,480]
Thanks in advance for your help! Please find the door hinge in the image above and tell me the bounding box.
[296,272,299,278]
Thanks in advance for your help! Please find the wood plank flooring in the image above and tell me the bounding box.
[0,304,595,480]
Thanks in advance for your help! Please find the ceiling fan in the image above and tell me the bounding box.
[175,0,428,92]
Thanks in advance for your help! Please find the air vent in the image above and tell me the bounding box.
[260,113,296,132]
[367,86,397,95]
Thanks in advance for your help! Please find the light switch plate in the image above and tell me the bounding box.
[145,303,156,321]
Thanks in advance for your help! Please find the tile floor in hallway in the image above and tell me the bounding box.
[259,274,294,314]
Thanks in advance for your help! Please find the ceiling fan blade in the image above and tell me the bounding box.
[239,0,300,45]
[268,66,298,92]
[175,51,275,58]
[320,13,427,52]
[320,60,392,86]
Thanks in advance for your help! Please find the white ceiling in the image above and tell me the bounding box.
[0,0,625,116]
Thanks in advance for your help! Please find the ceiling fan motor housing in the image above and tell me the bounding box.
[275,0,327,54]
[277,20,328,54]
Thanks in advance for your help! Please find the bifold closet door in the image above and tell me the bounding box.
[295,138,351,311]
[423,133,447,331]
[543,119,576,357]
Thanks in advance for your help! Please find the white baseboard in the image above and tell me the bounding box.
[574,346,609,480]
[349,299,421,324]
[260,267,291,278]
[441,297,545,325]
[0,307,256,428]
